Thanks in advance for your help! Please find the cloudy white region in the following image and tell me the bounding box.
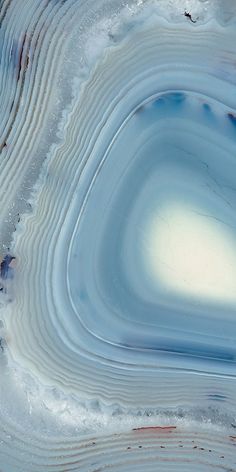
[0,0,236,470]
[145,203,236,302]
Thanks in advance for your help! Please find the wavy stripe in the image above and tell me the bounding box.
[1,0,236,470]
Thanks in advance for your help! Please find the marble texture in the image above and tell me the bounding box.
[0,0,236,470]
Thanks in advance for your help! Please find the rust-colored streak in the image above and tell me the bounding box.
[133,426,177,433]
[0,31,31,154]
[0,1,53,156]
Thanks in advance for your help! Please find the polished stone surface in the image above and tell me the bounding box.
[0,0,236,470]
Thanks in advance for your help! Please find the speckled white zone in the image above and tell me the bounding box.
[1,0,236,470]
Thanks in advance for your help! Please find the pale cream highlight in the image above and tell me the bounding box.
[145,203,236,303]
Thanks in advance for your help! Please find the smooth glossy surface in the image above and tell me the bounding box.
[1,0,236,470]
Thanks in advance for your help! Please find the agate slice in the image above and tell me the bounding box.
[1,0,236,470]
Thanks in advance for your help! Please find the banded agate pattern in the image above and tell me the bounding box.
[0,0,236,471]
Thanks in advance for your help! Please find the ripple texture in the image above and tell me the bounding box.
[1,0,236,470]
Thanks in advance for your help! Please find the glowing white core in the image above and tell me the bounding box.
[145,203,236,303]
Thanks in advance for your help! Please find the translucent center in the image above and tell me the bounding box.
[146,203,236,302]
